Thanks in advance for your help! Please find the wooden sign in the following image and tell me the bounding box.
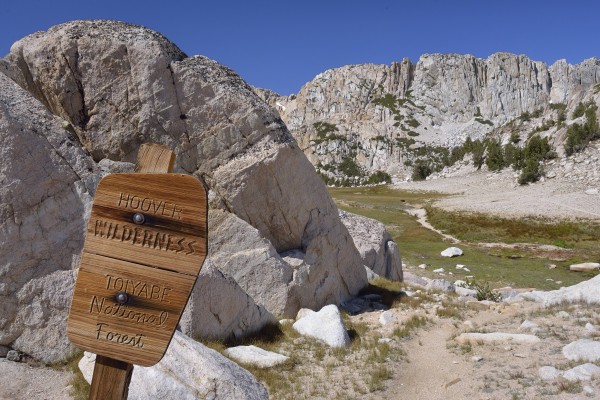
[68,147,207,368]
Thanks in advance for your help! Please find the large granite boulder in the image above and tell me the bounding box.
[79,331,269,400]
[1,20,367,362]
[338,210,402,281]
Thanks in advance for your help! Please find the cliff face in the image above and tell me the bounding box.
[260,53,600,181]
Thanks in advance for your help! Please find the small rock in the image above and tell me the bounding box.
[585,323,598,332]
[563,339,600,362]
[432,268,445,273]
[471,356,483,362]
[6,350,21,362]
[279,319,294,326]
[455,286,477,297]
[585,188,599,195]
[0,345,10,358]
[538,366,560,381]
[513,353,527,358]
[426,279,455,292]
[569,262,600,272]
[583,385,595,397]
[557,311,570,319]
[293,305,350,347]
[519,320,541,333]
[378,338,393,344]
[418,264,429,269]
[224,345,289,368]
[379,310,397,325]
[562,363,600,382]
[441,247,463,257]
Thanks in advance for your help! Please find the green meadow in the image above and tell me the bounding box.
[329,185,600,290]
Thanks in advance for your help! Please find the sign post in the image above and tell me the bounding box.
[67,144,208,399]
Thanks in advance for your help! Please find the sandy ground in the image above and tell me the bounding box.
[0,359,73,400]
[396,168,600,220]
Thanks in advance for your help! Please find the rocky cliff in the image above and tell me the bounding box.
[0,20,404,363]
[260,53,600,182]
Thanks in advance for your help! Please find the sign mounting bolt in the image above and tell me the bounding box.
[115,292,129,305]
[132,213,146,225]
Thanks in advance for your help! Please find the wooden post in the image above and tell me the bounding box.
[89,355,134,400]
[86,143,176,400]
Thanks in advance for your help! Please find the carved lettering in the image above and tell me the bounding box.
[91,219,198,255]
[89,295,170,327]
[104,275,170,302]
[118,192,183,219]
[96,323,145,348]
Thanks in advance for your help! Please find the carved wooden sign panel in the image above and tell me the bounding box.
[68,173,207,367]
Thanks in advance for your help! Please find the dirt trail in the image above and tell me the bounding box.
[390,320,472,399]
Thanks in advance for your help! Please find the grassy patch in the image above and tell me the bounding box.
[392,315,429,338]
[329,186,598,290]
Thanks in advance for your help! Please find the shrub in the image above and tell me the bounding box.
[339,157,363,177]
[572,101,587,119]
[412,161,432,181]
[465,280,503,302]
[367,171,392,185]
[518,157,542,185]
[565,103,599,155]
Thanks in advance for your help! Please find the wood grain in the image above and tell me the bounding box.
[134,143,175,173]
[89,355,133,400]
[67,143,208,369]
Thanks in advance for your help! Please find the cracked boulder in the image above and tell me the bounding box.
[1,20,368,361]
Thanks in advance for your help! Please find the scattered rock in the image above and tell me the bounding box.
[426,279,455,292]
[293,305,350,347]
[569,262,600,272]
[455,286,477,297]
[518,320,541,333]
[563,339,600,362]
[79,331,268,400]
[402,272,429,288]
[379,310,398,325]
[562,363,600,382]
[583,385,596,397]
[521,275,600,306]
[441,247,463,257]
[456,332,541,345]
[538,366,560,381]
[6,351,21,362]
[225,345,289,368]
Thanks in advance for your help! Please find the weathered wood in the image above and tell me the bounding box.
[89,355,133,400]
[67,143,208,399]
[134,143,176,173]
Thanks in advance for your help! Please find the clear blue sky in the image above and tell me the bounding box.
[1,1,598,95]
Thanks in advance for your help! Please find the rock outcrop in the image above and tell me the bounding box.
[79,331,269,400]
[339,210,402,281]
[259,53,600,182]
[1,20,368,362]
